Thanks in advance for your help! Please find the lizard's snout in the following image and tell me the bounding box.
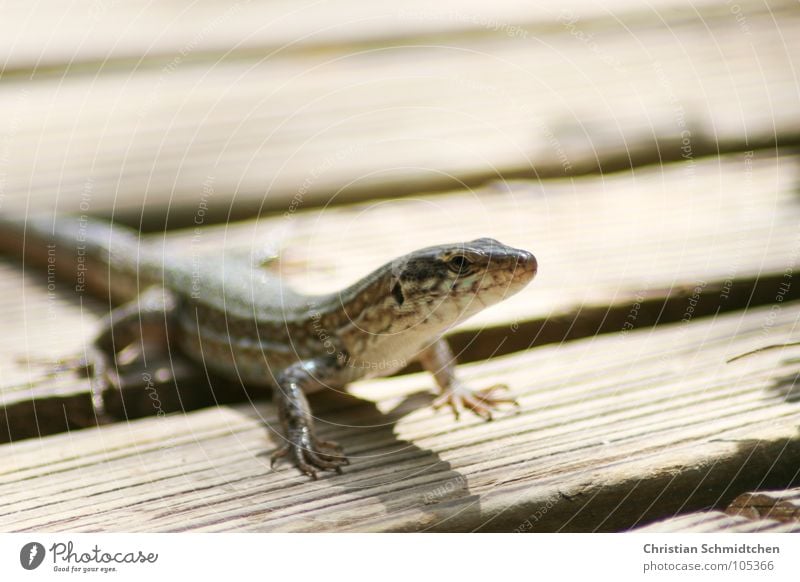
[517,250,537,278]
[507,249,537,289]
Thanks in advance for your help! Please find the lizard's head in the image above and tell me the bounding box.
[387,237,537,332]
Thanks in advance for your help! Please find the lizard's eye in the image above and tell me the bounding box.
[446,255,473,275]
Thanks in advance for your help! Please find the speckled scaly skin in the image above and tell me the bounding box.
[0,214,537,479]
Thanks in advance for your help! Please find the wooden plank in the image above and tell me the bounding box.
[1,296,799,532]
[727,488,800,523]
[1,151,798,439]
[1,4,799,224]
[0,0,783,74]
[635,512,800,533]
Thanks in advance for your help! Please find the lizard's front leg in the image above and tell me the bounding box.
[270,357,350,479]
[418,339,518,420]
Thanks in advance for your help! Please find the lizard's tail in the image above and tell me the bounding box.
[0,213,160,304]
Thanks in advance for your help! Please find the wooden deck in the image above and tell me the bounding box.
[2,298,800,532]
[1,0,800,532]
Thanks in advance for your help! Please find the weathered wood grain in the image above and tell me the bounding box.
[1,151,797,440]
[1,298,799,532]
[727,488,800,523]
[0,3,798,223]
[635,512,800,533]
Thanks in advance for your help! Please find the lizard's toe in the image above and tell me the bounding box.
[270,434,349,478]
[316,439,345,455]
[270,445,290,468]
[290,446,320,480]
[315,439,350,464]
[434,382,518,421]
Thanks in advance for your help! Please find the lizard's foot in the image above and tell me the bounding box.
[433,383,519,421]
[15,349,116,424]
[270,432,349,480]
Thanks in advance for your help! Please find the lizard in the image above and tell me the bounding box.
[0,214,537,478]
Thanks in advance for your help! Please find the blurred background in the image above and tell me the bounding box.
[1,0,797,225]
[1,0,800,533]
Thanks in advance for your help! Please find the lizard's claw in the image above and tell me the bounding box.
[270,432,349,480]
[433,383,519,421]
